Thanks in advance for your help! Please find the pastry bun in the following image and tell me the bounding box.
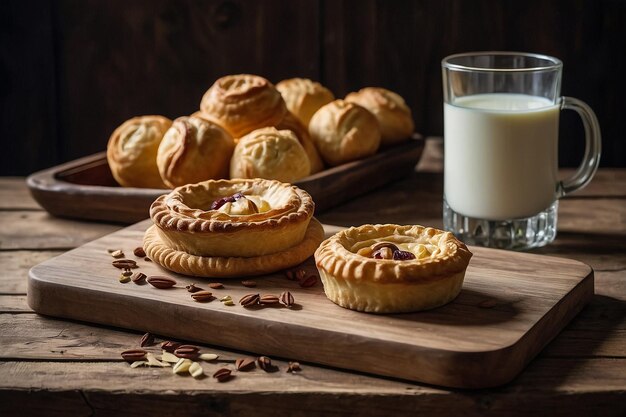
[345,87,414,146]
[276,78,335,128]
[106,115,172,188]
[199,74,286,139]
[275,111,325,174]
[230,127,310,183]
[157,116,234,188]
[308,99,381,166]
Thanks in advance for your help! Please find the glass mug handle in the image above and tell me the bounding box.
[557,97,602,198]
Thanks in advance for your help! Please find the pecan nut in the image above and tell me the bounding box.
[235,357,256,372]
[121,349,147,362]
[279,291,295,307]
[213,367,232,382]
[146,276,177,289]
[191,291,214,302]
[259,294,280,305]
[239,293,260,307]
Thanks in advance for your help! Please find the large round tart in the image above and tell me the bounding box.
[144,218,324,277]
[149,178,315,258]
[315,224,473,313]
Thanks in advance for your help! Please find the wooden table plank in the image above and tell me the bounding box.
[0,250,63,294]
[0,212,119,250]
[0,178,41,210]
[0,297,30,313]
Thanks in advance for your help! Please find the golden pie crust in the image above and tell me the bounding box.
[230,127,311,183]
[199,74,287,139]
[314,224,473,313]
[276,77,335,127]
[143,218,324,277]
[149,178,315,258]
[345,87,414,146]
[156,116,234,188]
[106,115,172,188]
[308,99,381,166]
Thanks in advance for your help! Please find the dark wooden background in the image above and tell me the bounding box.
[2,0,625,176]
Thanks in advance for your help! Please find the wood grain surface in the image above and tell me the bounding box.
[1,139,625,416]
[28,219,593,388]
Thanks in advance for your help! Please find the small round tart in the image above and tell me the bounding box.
[149,179,315,257]
[314,224,473,313]
[143,218,324,277]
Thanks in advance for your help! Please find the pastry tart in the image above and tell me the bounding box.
[106,115,172,188]
[345,87,415,146]
[148,179,316,258]
[315,224,473,313]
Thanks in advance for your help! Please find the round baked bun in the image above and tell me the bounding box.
[275,111,325,174]
[345,87,414,146]
[199,74,287,139]
[308,99,381,166]
[276,78,334,127]
[230,127,310,183]
[157,116,234,188]
[106,115,172,188]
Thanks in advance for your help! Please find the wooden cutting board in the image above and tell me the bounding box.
[27,220,593,389]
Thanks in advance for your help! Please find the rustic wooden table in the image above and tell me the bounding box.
[1,139,624,416]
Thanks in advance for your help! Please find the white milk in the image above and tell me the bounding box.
[444,93,559,220]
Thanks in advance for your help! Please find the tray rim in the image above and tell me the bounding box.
[26,134,425,222]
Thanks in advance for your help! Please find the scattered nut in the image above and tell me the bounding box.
[189,361,204,378]
[139,332,154,347]
[284,269,296,280]
[257,356,278,372]
[130,361,147,368]
[212,368,232,382]
[219,295,232,302]
[173,358,192,374]
[295,269,306,281]
[161,351,180,363]
[299,275,318,288]
[119,274,131,283]
[241,280,257,288]
[287,362,301,373]
[144,257,152,262]
[131,272,147,284]
[259,294,280,305]
[121,349,147,362]
[239,293,260,307]
[235,357,256,372]
[112,259,138,269]
[161,341,181,352]
[133,247,146,257]
[110,249,125,258]
[208,282,224,289]
[185,283,202,293]
[191,291,214,302]
[174,345,200,359]
[199,353,219,361]
[145,352,170,367]
[279,291,295,307]
[121,270,133,278]
[223,299,235,306]
[146,276,177,289]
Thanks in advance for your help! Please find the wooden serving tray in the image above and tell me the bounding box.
[27,221,594,389]
[26,135,424,224]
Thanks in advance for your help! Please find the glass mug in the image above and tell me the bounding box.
[441,52,601,250]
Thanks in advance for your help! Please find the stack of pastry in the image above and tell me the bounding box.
[143,178,325,277]
[106,74,416,188]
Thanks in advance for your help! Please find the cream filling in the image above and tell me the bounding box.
[353,235,446,260]
[217,195,271,216]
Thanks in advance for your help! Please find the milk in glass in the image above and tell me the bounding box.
[444,94,559,220]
